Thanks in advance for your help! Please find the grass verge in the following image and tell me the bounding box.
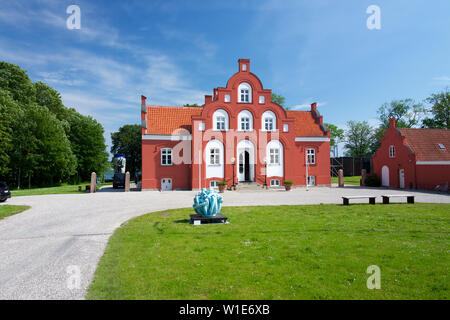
[0,205,30,220]
[87,203,449,300]
[331,176,361,185]
[10,183,112,197]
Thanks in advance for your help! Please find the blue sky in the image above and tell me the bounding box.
[1,0,449,155]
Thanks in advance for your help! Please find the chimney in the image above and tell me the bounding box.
[238,59,250,72]
[141,95,147,106]
[311,102,317,112]
[141,95,147,135]
[205,95,212,104]
[389,118,396,128]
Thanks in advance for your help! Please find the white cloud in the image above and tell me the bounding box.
[433,76,450,82]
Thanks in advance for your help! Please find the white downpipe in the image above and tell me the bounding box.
[305,151,309,191]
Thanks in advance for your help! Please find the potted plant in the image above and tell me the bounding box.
[218,181,228,193]
[283,180,293,191]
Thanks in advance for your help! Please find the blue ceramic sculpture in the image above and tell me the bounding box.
[193,188,223,217]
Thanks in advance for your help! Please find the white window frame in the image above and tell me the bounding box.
[269,148,280,165]
[307,175,316,186]
[389,145,396,158]
[210,148,220,165]
[259,95,265,104]
[261,111,276,132]
[283,124,289,132]
[224,94,231,103]
[241,117,250,131]
[161,148,172,166]
[270,179,280,187]
[213,109,229,131]
[307,148,316,165]
[210,180,219,188]
[238,83,252,103]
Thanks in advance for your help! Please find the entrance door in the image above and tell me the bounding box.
[238,151,251,182]
[161,178,172,191]
[381,165,389,187]
[399,169,405,189]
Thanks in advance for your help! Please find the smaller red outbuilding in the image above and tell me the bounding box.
[372,118,450,191]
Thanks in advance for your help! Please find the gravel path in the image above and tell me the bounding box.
[0,186,448,300]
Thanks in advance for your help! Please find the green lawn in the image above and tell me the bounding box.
[0,205,30,220]
[331,175,361,185]
[10,183,112,197]
[87,203,450,300]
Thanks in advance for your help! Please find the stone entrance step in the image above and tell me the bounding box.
[235,182,263,191]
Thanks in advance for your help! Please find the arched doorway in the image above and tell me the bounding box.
[381,165,389,187]
[236,140,255,182]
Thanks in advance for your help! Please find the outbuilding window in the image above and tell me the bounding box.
[307,176,316,186]
[389,145,395,158]
[161,148,172,166]
[270,179,280,187]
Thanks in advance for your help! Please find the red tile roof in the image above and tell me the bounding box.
[146,106,327,136]
[147,106,202,135]
[286,110,327,136]
[398,128,450,161]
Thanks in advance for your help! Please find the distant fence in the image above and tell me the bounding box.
[330,157,372,177]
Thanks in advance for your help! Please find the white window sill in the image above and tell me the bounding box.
[161,164,173,166]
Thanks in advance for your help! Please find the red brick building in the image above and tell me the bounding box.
[373,118,450,190]
[141,59,331,190]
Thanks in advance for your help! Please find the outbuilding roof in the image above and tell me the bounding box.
[398,128,450,161]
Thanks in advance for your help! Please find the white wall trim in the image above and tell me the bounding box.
[142,134,192,141]
[416,161,450,165]
[295,137,330,142]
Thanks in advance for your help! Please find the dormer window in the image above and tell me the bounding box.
[238,82,252,103]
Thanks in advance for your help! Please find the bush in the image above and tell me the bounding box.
[283,180,294,185]
[365,174,381,187]
[217,181,228,186]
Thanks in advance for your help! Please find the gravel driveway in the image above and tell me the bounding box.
[0,186,448,300]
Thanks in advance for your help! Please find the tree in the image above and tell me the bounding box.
[110,124,142,176]
[34,81,68,121]
[0,61,36,105]
[377,99,425,128]
[0,89,16,178]
[66,109,109,182]
[422,88,449,129]
[324,123,344,147]
[183,103,201,108]
[344,121,374,157]
[271,93,288,109]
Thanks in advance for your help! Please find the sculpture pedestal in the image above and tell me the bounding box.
[190,213,228,225]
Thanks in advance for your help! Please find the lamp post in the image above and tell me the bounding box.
[264,157,268,188]
[231,157,236,189]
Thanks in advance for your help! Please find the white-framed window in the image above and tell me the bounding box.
[213,109,229,131]
[259,96,265,104]
[307,176,316,186]
[210,148,220,165]
[224,94,230,103]
[241,117,250,130]
[265,118,273,131]
[283,124,289,132]
[199,122,205,131]
[261,110,276,131]
[389,145,395,158]
[210,180,219,188]
[307,148,316,165]
[238,83,252,103]
[216,116,225,130]
[270,179,280,187]
[269,148,280,165]
[237,110,253,131]
[242,64,247,71]
[161,148,172,166]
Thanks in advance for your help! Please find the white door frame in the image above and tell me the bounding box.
[236,140,255,182]
[381,165,389,187]
[399,169,405,189]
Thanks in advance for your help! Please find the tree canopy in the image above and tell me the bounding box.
[422,88,449,129]
[110,124,142,177]
[0,61,108,187]
[344,121,374,157]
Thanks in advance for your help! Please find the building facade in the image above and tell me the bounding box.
[372,118,450,190]
[141,59,331,191]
